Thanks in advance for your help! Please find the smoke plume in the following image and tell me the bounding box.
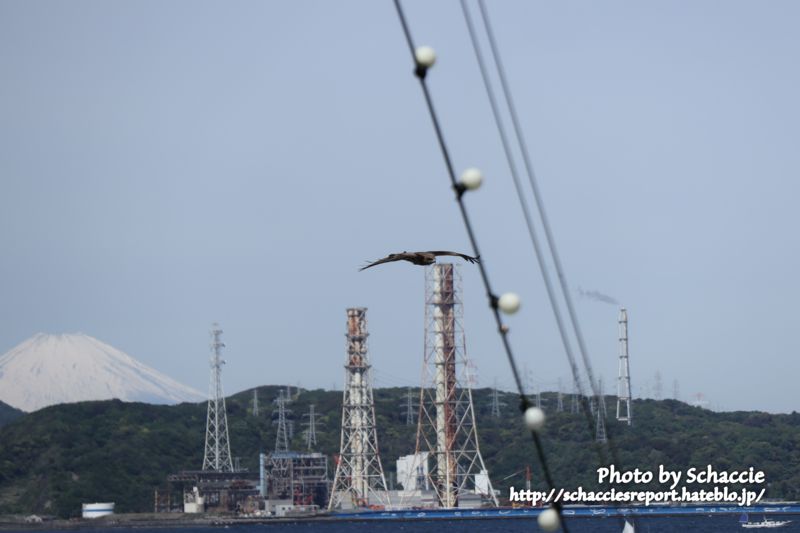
[578,287,619,306]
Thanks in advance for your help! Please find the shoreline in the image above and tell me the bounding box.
[2,503,799,530]
[0,513,333,531]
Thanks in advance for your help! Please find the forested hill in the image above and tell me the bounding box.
[0,385,798,517]
[0,401,23,428]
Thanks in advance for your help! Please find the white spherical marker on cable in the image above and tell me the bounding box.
[460,168,483,191]
[498,292,521,314]
[524,406,546,432]
[538,507,560,532]
[415,46,436,68]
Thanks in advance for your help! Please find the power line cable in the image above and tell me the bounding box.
[466,1,638,527]
[392,1,566,528]
[459,0,603,463]
[475,0,601,404]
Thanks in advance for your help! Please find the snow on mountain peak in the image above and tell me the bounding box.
[0,333,205,412]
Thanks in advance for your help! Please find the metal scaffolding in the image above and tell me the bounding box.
[328,308,390,510]
[202,323,234,472]
[412,264,497,508]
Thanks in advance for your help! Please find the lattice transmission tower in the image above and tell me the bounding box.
[401,387,418,426]
[653,370,663,400]
[202,323,234,472]
[273,389,292,452]
[412,264,497,508]
[596,376,607,443]
[303,404,321,450]
[616,308,633,425]
[571,385,579,414]
[489,379,506,418]
[329,308,390,510]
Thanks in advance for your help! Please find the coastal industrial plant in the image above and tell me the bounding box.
[156,264,499,515]
[153,264,635,517]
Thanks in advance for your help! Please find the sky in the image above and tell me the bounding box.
[1,1,798,413]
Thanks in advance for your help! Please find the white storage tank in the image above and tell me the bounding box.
[81,502,114,518]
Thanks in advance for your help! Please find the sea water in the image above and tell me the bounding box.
[5,516,800,533]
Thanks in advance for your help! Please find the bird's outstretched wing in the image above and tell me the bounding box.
[359,252,413,271]
[429,251,480,264]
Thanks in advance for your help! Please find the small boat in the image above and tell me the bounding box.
[740,512,792,528]
[622,519,635,532]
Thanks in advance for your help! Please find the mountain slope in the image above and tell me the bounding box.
[0,333,204,412]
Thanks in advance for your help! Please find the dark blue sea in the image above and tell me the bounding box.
[6,516,800,533]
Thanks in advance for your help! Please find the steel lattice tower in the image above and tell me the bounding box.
[489,379,505,418]
[402,388,418,426]
[571,385,579,414]
[303,404,320,450]
[273,390,292,452]
[653,370,663,400]
[329,308,390,510]
[202,323,234,472]
[252,389,259,417]
[412,264,497,508]
[616,308,633,425]
[596,376,607,442]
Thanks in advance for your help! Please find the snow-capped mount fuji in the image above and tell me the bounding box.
[0,333,205,412]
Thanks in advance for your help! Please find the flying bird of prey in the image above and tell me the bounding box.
[359,250,480,271]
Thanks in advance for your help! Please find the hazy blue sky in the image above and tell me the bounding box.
[1,1,798,413]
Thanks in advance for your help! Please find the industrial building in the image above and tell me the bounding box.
[157,325,330,516]
[162,469,261,514]
[259,451,329,511]
[158,271,501,515]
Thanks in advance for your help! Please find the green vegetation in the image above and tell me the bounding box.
[0,401,23,428]
[0,386,797,517]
